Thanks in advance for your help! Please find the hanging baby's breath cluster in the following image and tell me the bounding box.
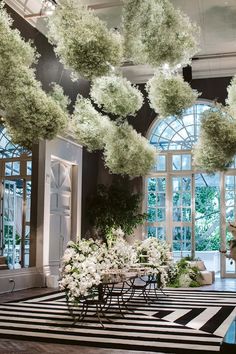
[103,122,156,177]
[0,5,68,148]
[70,96,114,152]
[226,75,236,118]
[146,70,199,118]
[69,96,155,176]
[193,107,236,173]
[48,0,123,80]
[48,83,71,114]
[122,0,199,69]
[90,75,143,118]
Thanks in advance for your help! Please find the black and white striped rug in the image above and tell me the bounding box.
[0,288,236,353]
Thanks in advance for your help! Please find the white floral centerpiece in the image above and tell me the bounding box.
[90,75,144,118]
[60,232,138,301]
[59,239,105,301]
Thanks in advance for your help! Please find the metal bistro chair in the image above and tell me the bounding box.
[66,284,110,327]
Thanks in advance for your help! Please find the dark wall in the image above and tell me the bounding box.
[5,5,99,237]
[192,77,232,105]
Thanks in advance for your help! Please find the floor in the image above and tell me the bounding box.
[0,277,235,354]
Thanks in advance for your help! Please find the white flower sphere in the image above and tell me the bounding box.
[90,75,144,118]
[70,96,115,152]
[48,0,123,79]
[122,0,199,69]
[146,70,199,118]
[103,122,155,177]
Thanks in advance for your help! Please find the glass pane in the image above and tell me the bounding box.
[26,181,31,223]
[173,208,181,221]
[156,155,166,171]
[226,207,235,222]
[24,225,30,268]
[27,161,32,176]
[173,227,181,241]
[157,193,165,207]
[148,208,156,222]
[148,178,156,192]
[173,192,181,207]
[157,227,166,240]
[12,161,20,176]
[182,177,191,191]
[157,208,165,222]
[148,193,156,206]
[148,227,156,238]
[183,226,191,241]
[173,241,181,251]
[5,162,12,176]
[226,198,234,207]
[157,178,166,192]
[182,208,191,222]
[226,176,235,190]
[225,190,235,202]
[182,193,191,206]
[173,177,181,192]
[182,154,191,170]
[183,242,191,251]
[172,155,181,170]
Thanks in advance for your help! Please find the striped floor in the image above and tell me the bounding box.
[0,289,236,353]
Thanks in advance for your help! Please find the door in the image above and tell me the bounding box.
[50,159,72,270]
[2,181,18,269]
[195,173,220,272]
[171,175,193,259]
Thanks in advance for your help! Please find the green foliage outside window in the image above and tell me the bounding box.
[195,184,220,251]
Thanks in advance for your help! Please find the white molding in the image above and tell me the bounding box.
[0,267,44,294]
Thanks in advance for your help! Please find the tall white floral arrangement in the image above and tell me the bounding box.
[193,107,236,173]
[59,239,105,300]
[122,0,199,69]
[90,75,144,118]
[48,0,123,79]
[0,5,68,148]
[103,122,156,177]
[69,96,115,151]
[146,70,199,118]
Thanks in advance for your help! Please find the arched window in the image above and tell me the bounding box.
[145,102,236,277]
[0,127,31,158]
[149,104,210,150]
[0,128,32,269]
